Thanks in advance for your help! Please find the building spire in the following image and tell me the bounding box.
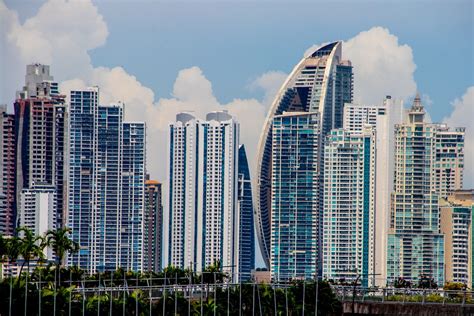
[409,91,425,123]
[412,92,423,110]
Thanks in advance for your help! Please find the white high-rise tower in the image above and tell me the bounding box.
[166,111,240,280]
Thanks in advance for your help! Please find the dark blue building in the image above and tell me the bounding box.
[237,145,255,281]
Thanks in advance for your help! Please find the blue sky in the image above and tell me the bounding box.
[5,0,472,120]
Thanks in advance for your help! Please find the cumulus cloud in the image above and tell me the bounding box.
[344,27,417,105]
[249,71,287,106]
[444,86,474,188]
[305,27,417,106]
[0,0,108,104]
[2,0,280,180]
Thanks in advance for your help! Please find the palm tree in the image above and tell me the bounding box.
[4,235,20,266]
[45,227,79,286]
[16,227,45,316]
[17,227,45,277]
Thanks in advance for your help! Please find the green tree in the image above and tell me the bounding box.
[17,227,45,277]
[45,227,79,286]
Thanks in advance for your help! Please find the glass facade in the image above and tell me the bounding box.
[323,127,376,287]
[68,89,146,273]
[68,88,99,272]
[256,41,353,268]
[387,95,449,286]
[237,145,254,281]
[270,112,320,281]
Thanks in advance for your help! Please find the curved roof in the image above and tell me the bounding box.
[253,41,345,268]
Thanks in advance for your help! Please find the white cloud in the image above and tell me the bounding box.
[444,86,474,188]
[304,28,417,106]
[0,0,108,105]
[249,71,287,106]
[344,27,417,105]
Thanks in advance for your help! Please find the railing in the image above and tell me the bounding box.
[332,285,474,306]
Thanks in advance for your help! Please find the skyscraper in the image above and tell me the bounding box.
[322,127,376,287]
[67,88,146,273]
[96,104,123,271]
[0,106,16,236]
[255,42,353,269]
[387,94,464,286]
[166,111,240,280]
[14,64,67,230]
[343,97,404,286]
[68,87,99,271]
[121,122,146,271]
[144,177,163,272]
[440,190,474,287]
[432,126,465,198]
[270,112,320,281]
[237,145,254,281]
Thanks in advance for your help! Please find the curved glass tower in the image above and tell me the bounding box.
[255,42,353,268]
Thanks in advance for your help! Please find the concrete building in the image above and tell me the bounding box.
[255,42,353,270]
[343,97,404,286]
[166,111,240,280]
[387,94,465,286]
[322,126,376,287]
[144,177,163,272]
[270,112,320,281]
[18,185,56,260]
[0,106,16,236]
[14,64,67,230]
[440,190,474,287]
[432,126,465,198]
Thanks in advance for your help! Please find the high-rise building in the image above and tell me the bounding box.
[18,185,56,260]
[68,88,99,271]
[255,42,353,269]
[0,106,16,236]
[432,126,465,198]
[270,112,320,281]
[322,127,376,287]
[440,190,474,288]
[343,97,404,286]
[387,94,464,286]
[95,104,123,271]
[67,88,146,273]
[121,122,146,271]
[237,145,254,281]
[144,177,163,272]
[14,64,67,230]
[166,111,240,280]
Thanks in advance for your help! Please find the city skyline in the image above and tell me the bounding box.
[1,0,472,191]
[0,0,472,277]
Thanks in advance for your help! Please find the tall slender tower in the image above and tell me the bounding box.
[0,106,16,236]
[14,64,66,232]
[343,97,404,286]
[166,111,240,280]
[121,121,146,271]
[270,112,320,281]
[67,88,99,271]
[256,42,353,271]
[322,126,376,287]
[387,94,464,286]
[237,145,255,281]
[144,177,163,272]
